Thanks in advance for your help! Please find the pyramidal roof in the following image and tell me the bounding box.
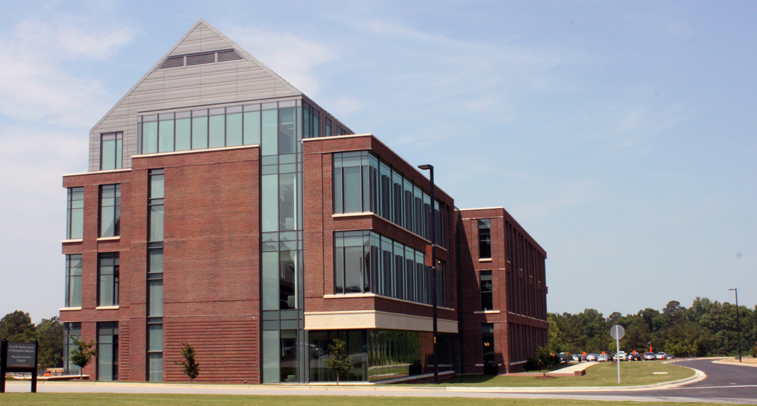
[91,19,302,132]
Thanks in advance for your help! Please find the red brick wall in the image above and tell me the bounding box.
[61,146,261,383]
[302,135,457,322]
[457,207,548,374]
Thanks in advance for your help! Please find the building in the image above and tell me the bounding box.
[60,19,548,383]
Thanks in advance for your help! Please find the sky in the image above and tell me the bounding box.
[0,1,754,323]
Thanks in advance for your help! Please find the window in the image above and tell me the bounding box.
[482,324,495,365]
[100,132,122,170]
[324,118,332,137]
[99,184,121,237]
[333,230,440,305]
[97,322,119,381]
[149,169,164,242]
[98,253,119,306]
[332,151,448,248]
[65,254,82,308]
[480,271,493,311]
[147,169,164,382]
[148,316,163,381]
[63,322,81,375]
[333,152,371,214]
[138,102,288,155]
[66,187,84,239]
[334,231,371,294]
[302,101,320,138]
[478,219,492,259]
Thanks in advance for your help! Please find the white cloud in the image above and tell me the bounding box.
[0,19,135,127]
[226,27,338,96]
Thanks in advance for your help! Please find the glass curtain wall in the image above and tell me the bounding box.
[260,100,307,384]
[138,101,333,154]
[308,329,454,382]
[333,151,448,248]
[147,169,164,381]
[333,231,449,307]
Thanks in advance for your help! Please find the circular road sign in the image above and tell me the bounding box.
[610,324,625,340]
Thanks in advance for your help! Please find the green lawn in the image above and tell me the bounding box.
[433,361,694,387]
[0,394,742,406]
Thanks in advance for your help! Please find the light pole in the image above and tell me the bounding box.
[418,164,438,384]
[729,288,741,362]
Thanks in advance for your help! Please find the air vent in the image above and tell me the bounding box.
[217,50,243,62]
[186,52,216,66]
[160,56,184,69]
[158,49,245,70]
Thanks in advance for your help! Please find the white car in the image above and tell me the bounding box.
[615,351,627,361]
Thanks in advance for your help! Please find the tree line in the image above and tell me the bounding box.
[0,310,63,369]
[547,297,757,357]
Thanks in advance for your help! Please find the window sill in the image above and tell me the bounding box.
[96,306,120,310]
[59,307,82,311]
[473,310,501,314]
[332,213,449,252]
[97,236,120,241]
[475,363,502,367]
[332,212,374,218]
[479,258,492,262]
[61,239,83,244]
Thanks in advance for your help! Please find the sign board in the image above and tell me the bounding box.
[7,343,36,368]
[610,324,625,340]
[1,339,38,393]
[425,245,433,267]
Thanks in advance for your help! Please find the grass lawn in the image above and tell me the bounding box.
[0,394,739,406]
[433,361,694,387]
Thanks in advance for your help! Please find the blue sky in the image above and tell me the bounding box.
[0,1,754,322]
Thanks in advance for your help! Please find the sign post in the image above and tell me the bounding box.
[609,325,625,385]
[1,338,39,393]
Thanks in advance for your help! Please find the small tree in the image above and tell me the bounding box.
[175,342,200,381]
[326,338,353,385]
[69,336,97,380]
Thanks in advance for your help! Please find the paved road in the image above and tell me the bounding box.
[572,359,757,404]
[5,358,756,404]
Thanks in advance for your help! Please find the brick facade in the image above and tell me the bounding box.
[456,208,548,374]
[59,19,547,383]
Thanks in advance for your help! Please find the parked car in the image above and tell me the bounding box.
[586,353,598,362]
[558,352,571,363]
[597,353,611,362]
[643,352,657,360]
[615,351,627,361]
[656,352,674,360]
[627,352,643,361]
[571,353,585,362]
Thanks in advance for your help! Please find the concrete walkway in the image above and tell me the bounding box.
[546,361,599,376]
[5,366,705,395]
